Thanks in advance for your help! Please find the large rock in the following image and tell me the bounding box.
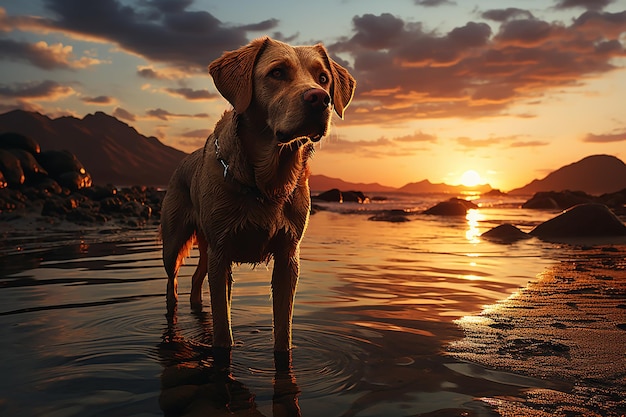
[0,149,25,187]
[481,224,531,243]
[8,148,48,179]
[530,203,626,239]
[313,188,342,202]
[37,150,86,178]
[522,190,593,210]
[423,198,478,216]
[0,132,40,154]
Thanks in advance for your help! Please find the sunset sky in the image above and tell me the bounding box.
[1,0,625,191]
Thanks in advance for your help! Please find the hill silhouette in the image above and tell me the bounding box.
[509,154,626,195]
[0,110,187,186]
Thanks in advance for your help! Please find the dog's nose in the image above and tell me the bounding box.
[303,88,331,110]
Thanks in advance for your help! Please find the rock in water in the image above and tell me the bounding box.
[482,224,531,243]
[530,203,626,239]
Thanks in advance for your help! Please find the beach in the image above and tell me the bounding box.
[1,195,625,416]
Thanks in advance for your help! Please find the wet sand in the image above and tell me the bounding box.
[450,245,626,416]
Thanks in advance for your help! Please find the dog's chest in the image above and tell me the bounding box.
[226,224,284,263]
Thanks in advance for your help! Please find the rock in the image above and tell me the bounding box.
[530,203,626,239]
[313,188,342,202]
[57,171,92,191]
[482,224,531,243]
[368,209,411,222]
[159,384,200,415]
[80,184,117,201]
[0,171,6,189]
[8,148,48,180]
[423,198,478,216]
[0,149,25,187]
[37,150,87,177]
[0,132,40,154]
[523,190,593,210]
[343,190,368,203]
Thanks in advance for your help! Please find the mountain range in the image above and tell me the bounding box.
[1,110,625,195]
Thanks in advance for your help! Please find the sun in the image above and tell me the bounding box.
[459,170,482,187]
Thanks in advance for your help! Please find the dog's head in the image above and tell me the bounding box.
[209,37,356,145]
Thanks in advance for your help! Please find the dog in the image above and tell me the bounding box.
[160,37,355,354]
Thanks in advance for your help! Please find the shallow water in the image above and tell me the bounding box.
[0,195,622,416]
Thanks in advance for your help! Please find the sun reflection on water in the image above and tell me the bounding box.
[465,208,484,243]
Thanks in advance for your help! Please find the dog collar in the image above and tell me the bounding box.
[214,136,265,202]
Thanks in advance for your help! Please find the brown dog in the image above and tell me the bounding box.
[160,37,355,354]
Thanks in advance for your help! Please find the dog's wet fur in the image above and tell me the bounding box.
[160,37,355,354]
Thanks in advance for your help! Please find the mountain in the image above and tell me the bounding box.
[509,154,626,195]
[309,174,396,193]
[397,179,492,194]
[0,109,188,186]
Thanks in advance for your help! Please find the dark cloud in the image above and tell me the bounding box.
[113,107,136,121]
[329,10,626,125]
[82,95,114,104]
[582,130,626,143]
[0,80,74,99]
[482,8,535,22]
[180,128,211,138]
[32,0,280,69]
[164,87,216,100]
[414,0,455,6]
[555,0,613,11]
[146,107,208,120]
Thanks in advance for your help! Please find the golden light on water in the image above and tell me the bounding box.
[465,209,484,243]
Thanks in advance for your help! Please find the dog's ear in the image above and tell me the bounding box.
[316,44,356,119]
[209,37,269,114]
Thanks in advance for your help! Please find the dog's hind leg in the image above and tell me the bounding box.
[162,220,195,307]
[190,233,208,309]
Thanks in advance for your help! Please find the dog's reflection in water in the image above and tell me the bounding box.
[158,306,301,417]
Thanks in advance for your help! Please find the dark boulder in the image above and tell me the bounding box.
[423,198,478,216]
[481,224,531,243]
[530,203,626,239]
[0,149,25,187]
[37,150,87,178]
[0,132,40,154]
[57,171,92,191]
[8,148,48,180]
[523,191,593,210]
[368,209,411,222]
[343,190,368,203]
[313,188,342,202]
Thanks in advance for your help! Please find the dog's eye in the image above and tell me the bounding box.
[319,73,329,84]
[270,68,285,79]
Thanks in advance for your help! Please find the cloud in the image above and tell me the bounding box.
[555,0,614,11]
[582,129,626,143]
[482,8,535,22]
[328,10,626,125]
[510,140,550,147]
[146,107,209,121]
[82,95,115,104]
[455,136,503,148]
[113,107,136,121]
[0,80,75,100]
[180,128,211,138]
[136,65,193,80]
[414,0,455,6]
[3,1,281,70]
[163,87,216,100]
[0,39,104,69]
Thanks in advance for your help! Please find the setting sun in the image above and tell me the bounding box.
[460,170,482,187]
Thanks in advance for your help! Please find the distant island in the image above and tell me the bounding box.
[1,110,625,195]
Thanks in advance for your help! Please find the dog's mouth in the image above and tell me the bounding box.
[276,131,323,145]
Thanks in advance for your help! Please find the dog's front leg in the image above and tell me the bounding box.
[207,251,234,349]
[272,247,300,352]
